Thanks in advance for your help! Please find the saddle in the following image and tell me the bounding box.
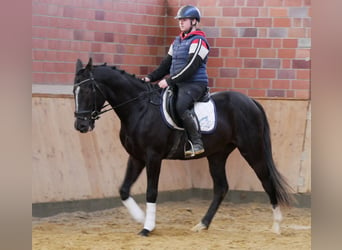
[161,87,216,133]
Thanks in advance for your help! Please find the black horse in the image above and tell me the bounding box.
[73,58,293,236]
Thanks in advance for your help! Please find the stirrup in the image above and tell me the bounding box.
[184,140,204,158]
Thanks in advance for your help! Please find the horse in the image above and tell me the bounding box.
[73,58,293,236]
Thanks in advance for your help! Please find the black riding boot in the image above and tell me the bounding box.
[181,110,205,157]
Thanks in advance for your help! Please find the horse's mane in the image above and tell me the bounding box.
[93,63,160,91]
[94,63,141,82]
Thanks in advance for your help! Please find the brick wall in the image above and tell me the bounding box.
[32,0,311,99]
[32,0,166,86]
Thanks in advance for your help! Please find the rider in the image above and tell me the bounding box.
[143,5,210,157]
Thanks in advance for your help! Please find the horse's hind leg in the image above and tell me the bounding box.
[120,156,146,224]
[237,146,285,234]
[192,147,234,232]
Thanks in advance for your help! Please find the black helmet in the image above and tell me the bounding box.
[174,5,201,22]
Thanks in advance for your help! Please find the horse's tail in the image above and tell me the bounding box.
[253,100,295,207]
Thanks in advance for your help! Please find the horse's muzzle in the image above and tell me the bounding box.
[74,119,94,133]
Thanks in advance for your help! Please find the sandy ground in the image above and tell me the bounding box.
[32,199,311,250]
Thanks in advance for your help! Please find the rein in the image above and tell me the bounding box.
[74,74,159,121]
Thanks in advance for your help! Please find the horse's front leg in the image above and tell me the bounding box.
[138,155,162,237]
[120,156,146,224]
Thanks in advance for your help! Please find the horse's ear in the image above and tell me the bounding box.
[85,57,93,71]
[76,59,83,73]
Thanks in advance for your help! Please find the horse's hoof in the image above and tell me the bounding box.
[138,229,150,237]
[272,222,281,234]
[191,222,207,232]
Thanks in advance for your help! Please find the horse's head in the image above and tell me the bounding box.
[73,58,106,133]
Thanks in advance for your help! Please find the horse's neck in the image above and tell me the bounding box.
[104,71,149,125]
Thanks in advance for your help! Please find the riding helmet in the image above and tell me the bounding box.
[174,5,201,22]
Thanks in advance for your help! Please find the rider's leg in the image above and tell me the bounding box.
[176,84,206,156]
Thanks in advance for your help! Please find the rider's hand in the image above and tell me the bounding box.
[158,79,168,89]
[142,77,151,82]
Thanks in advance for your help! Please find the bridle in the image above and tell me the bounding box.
[74,73,112,121]
[74,72,160,121]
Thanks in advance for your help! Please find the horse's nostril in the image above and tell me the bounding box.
[75,120,90,133]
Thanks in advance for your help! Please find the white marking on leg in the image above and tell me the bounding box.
[144,203,156,232]
[272,205,283,234]
[191,222,207,232]
[122,197,145,224]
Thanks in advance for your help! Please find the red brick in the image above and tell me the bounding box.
[286,90,295,98]
[63,6,75,17]
[294,90,310,99]
[248,89,266,97]
[258,8,268,17]
[207,68,220,78]
[278,49,296,58]
[259,49,277,58]
[262,59,281,68]
[203,17,216,26]
[284,0,303,7]
[239,69,257,78]
[200,0,218,7]
[274,18,291,27]
[255,18,272,27]
[234,79,252,88]
[215,78,234,88]
[293,18,303,27]
[220,68,238,78]
[235,38,253,47]
[239,48,257,57]
[282,59,292,68]
[241,8,259,17]
[254,39,272,48]
[267,89,285,97]
[265,0,284,6]
[223,7,240,16]
[272,80,290,89]
[218,0,235,6]
[247,0,264,6]
[293,59,311,69]
[221,28,239,37]
[240,28,257,37]
[215,38,234,47]
[288,28,306,38]
[273,39,282,48]
[258,69,276,78]
[283,39,298,48]
[221,48,238,57]
[296,49,311,58]
[236,0,246,6]
[253,79,271,88]
[270,8,288,17]
[235,17,253,27]
[209,48,220,57]
[217,18,235,27]
[278,69,296,79]
[297,70,311,79]
[292,80,310,89]
[244,59,261,68]
[202,7,222,17]
[226,58,243,67]
[208,58,224,68]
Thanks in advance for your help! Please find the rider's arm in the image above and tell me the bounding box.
[147,46,172,82]
[166,38,209,87]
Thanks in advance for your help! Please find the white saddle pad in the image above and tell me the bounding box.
[161,89,217,134]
